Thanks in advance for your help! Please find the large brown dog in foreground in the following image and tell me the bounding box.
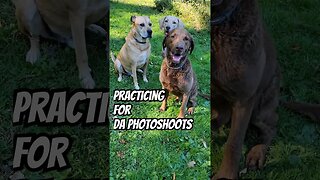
[12,0,107,89]
[160,28,197,118]
[111,16,152,90]
[212,0,280,179]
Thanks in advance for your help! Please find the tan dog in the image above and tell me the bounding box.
[159,16,184,35]
[111,16,152,90]
[11,0,107,89]
[159,28,197,118]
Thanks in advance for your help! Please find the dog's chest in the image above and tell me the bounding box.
[136,51,148,66]
[161,69,188,95]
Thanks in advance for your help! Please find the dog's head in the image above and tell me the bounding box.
[131,15,153,39]
[159,16,184,35]
[163,28,194,64]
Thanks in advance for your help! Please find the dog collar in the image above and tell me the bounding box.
[134,37,147,44]
[212,3,239,26]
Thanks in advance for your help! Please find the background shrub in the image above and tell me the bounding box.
[154,0,173,12]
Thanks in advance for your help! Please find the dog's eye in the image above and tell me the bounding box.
[165,20,168,23]
[149,23,152,26]
[170,34,175,38]
[173,21,177,24]
[140,23,145,27]
[184,36,189,41]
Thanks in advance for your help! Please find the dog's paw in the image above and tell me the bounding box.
[80,76,95,89]
[246,144,267,170]
[134,84,140,90]
[143,77,148,83]
[26,48,40,64]
[213,171,238,180]
[117,76,122,82]
[187,107,195,115]
[159,106,166,112]
[177,115,185,119]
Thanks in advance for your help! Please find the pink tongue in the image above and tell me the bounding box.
[173,55,182,63]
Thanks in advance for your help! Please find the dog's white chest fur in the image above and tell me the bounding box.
[136,51,148,67]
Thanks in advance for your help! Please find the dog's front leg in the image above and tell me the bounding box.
[26,36,40,64]
[142,61,149,83]
[160,87,168,112]
[131,64,139,89]
[214,100,254,180]
[178,93,190,118]
[69,12,95,89]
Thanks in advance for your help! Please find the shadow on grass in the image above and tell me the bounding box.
[111,1,156,16]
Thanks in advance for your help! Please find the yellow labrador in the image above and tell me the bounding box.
[111,16,152,90]
[11,0,107,89]
[159,16,184,35]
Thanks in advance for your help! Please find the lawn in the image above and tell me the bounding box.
[109,0,211,179]
[0,0,108,178]
[212,0,320,179]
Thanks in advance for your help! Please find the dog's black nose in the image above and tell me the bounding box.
[176,46,184,51]
[147,30,152,37]
[166,26,170,31]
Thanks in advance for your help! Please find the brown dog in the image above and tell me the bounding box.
[12,0,107,89]
[159,28,197,118]
[212,0,280,179]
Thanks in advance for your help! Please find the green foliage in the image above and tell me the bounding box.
[154,0,173,12]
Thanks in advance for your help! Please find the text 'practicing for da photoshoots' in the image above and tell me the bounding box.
[112,89,194,130]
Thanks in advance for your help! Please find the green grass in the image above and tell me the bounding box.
[212,0,320,179]
[109,0,211,179]
[0,0,108,178]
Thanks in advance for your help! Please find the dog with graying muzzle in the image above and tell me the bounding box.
[11,0,107,89]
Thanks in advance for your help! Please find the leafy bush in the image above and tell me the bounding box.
[154,0,173,12]
[170,1,210,30]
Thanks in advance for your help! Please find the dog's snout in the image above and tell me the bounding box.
[175,45,184,51]
[147,29,152,37]
[166,26,170,31]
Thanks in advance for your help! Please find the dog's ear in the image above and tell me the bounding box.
[188,35,194,54]
[131,16,136,23]
[178,18,185,28]
[159,16,167,30]
[162,36,167,49]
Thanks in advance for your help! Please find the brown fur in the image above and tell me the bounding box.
[159,28,197,118]
[212,0,280,179]
[282,101,320,123]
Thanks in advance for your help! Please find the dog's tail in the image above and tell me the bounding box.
[110,51,116,63]
[281,101,320,123]
[204,92,319,122]
[199,93,210,100]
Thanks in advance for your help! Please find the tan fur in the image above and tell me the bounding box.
[111,16,152,89]
[11,0,107,89]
